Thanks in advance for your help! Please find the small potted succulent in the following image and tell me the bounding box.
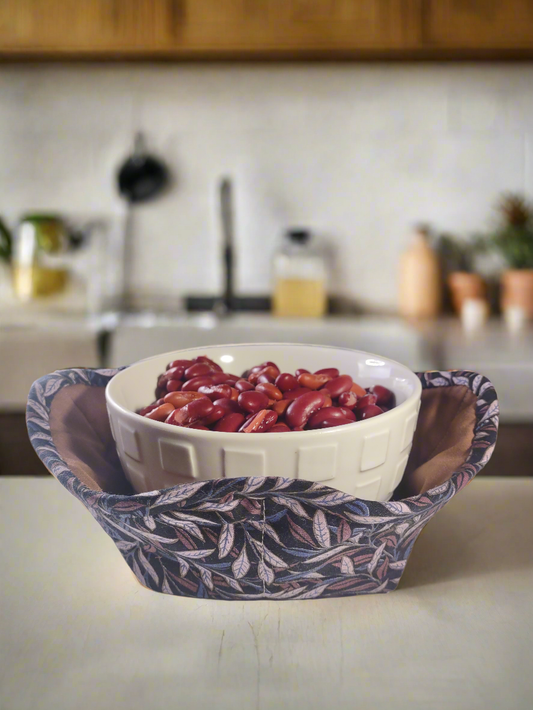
[488,194,533,317]
[435,233,486,314]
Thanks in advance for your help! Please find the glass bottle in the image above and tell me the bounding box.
[272,229,327,318]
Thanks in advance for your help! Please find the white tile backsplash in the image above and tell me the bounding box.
[1,62,533,311]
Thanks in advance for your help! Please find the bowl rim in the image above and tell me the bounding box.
[105,342,422,439]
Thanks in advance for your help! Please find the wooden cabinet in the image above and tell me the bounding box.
[169,1,421,55]
[0,413,49,477]
[0,0,421,57]
[0,0,532,59]
[422,0,533,52]
[0,0,172,54]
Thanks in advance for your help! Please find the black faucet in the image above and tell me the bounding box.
[215,177,235,316]
[184,178,270,314]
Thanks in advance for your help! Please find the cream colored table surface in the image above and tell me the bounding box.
[1,477,532,710]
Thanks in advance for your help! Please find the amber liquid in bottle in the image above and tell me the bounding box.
[273,278,327,318]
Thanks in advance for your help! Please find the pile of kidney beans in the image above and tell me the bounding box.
[137,356,395,433]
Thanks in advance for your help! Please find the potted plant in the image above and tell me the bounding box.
[435,233,486,314]
[488,193,533,317]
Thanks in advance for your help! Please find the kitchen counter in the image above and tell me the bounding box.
[0,317,100,409]
[1,477,531,710]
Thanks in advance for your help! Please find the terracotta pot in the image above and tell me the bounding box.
[501,269,533,318]
[447,272,486,314]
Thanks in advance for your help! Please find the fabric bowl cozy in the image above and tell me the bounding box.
[27,368,498,601]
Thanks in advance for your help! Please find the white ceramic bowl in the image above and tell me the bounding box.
[105,343,422,501]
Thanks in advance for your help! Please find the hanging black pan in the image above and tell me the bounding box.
[116,133,170,310]
[117,132,169,204]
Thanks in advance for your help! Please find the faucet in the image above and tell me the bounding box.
[214,177,235,317]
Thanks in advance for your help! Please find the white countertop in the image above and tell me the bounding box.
[1,477,531,710]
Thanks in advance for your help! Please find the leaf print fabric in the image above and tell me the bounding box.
[27,368,498,600]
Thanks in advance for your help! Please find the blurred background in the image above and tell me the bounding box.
[1,0,533,477]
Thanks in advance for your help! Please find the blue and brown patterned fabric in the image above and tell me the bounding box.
[27,368,498,600]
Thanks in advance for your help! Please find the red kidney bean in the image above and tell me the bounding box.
[193,356,223,372]
[164,365,186,382]
[213,398,244,415]
[182,374,222,391]
[307,407,349,429]
[145,403,175,422]
[184,362,213,379]
[275,373,298,392]
[235,379,254,393]
[322,374,353,399]
[268,422,291,433]
[322,393,333,407]
[163,391,208,407]
[248,365,279,385]
[138,404,158,416]
[238,390,270,414]
[315,367,339,378]
[239,409,278,433]
[351,382,366,398]
[187,423,209,430]
[209,373,230,385]
[256,382,283,401]
[224,374,240,384]
[198,384,233,401]
[338,406,356,421]
[285,391,326,429]
[298,373,331,390]
[310,416,353,430]
[356,393,377,410]
[260,361,280,371]
[338,391,358,409]
[370,385,396,408]
[201,405,226,426]
[358,404,384,420]
[271,399,291,417]
[155,387,166,400]
[214,412,245,432]
[167,359,193,371]
[166,397,214,426]
[228,387,238,401]
[166,379,182,392]
[295,368,310,377]
[155,398,166,406]
[283,387,312,401]
[256,372,275,385]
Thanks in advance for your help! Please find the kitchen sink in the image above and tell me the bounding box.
[108,313,432,372]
